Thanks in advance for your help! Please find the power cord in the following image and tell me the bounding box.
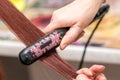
[78,14,106,69]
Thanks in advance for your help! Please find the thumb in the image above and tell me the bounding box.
[43,22,58,34]
[43,20,66,34]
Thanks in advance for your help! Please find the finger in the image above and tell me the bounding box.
[76,74,91,80]
[76,68,93,77]
[43,22,60,34]
[60,24,84,50]
[89,65,105,74]
[43,19,70,34]
[77,31,85,39]
[95,73,107,80]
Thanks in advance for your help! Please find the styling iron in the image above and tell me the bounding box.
[19,4,110,65]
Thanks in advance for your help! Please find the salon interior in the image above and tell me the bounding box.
[0,0,120,80]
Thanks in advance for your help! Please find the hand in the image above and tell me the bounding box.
[44,0,104,50]
[74,65,107,80]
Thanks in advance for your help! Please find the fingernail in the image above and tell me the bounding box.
[88,71,93,76]
[98,65,105,70]
[60,43,68,50]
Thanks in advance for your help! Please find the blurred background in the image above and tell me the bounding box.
[0,0,120,80]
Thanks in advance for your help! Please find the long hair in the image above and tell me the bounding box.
[0,0,77,80]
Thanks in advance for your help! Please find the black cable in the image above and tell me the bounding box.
[78,14,105,69]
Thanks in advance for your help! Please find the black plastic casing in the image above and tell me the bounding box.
[19,4,110,65]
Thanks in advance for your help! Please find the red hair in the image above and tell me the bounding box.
[0,0,77,80]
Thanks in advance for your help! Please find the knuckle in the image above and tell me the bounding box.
[52,10,59,19]
[52,11,64,23]
[52,17,63,25]
[53,10,58,15]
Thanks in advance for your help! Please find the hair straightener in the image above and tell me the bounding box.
[19,4,110,65]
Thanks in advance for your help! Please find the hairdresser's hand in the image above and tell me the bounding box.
[74,65,107,80]
[44,0,104,50]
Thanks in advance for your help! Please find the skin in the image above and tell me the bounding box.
[44,0,107,80]
[74,65,107,80]
[44,0,105,50]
